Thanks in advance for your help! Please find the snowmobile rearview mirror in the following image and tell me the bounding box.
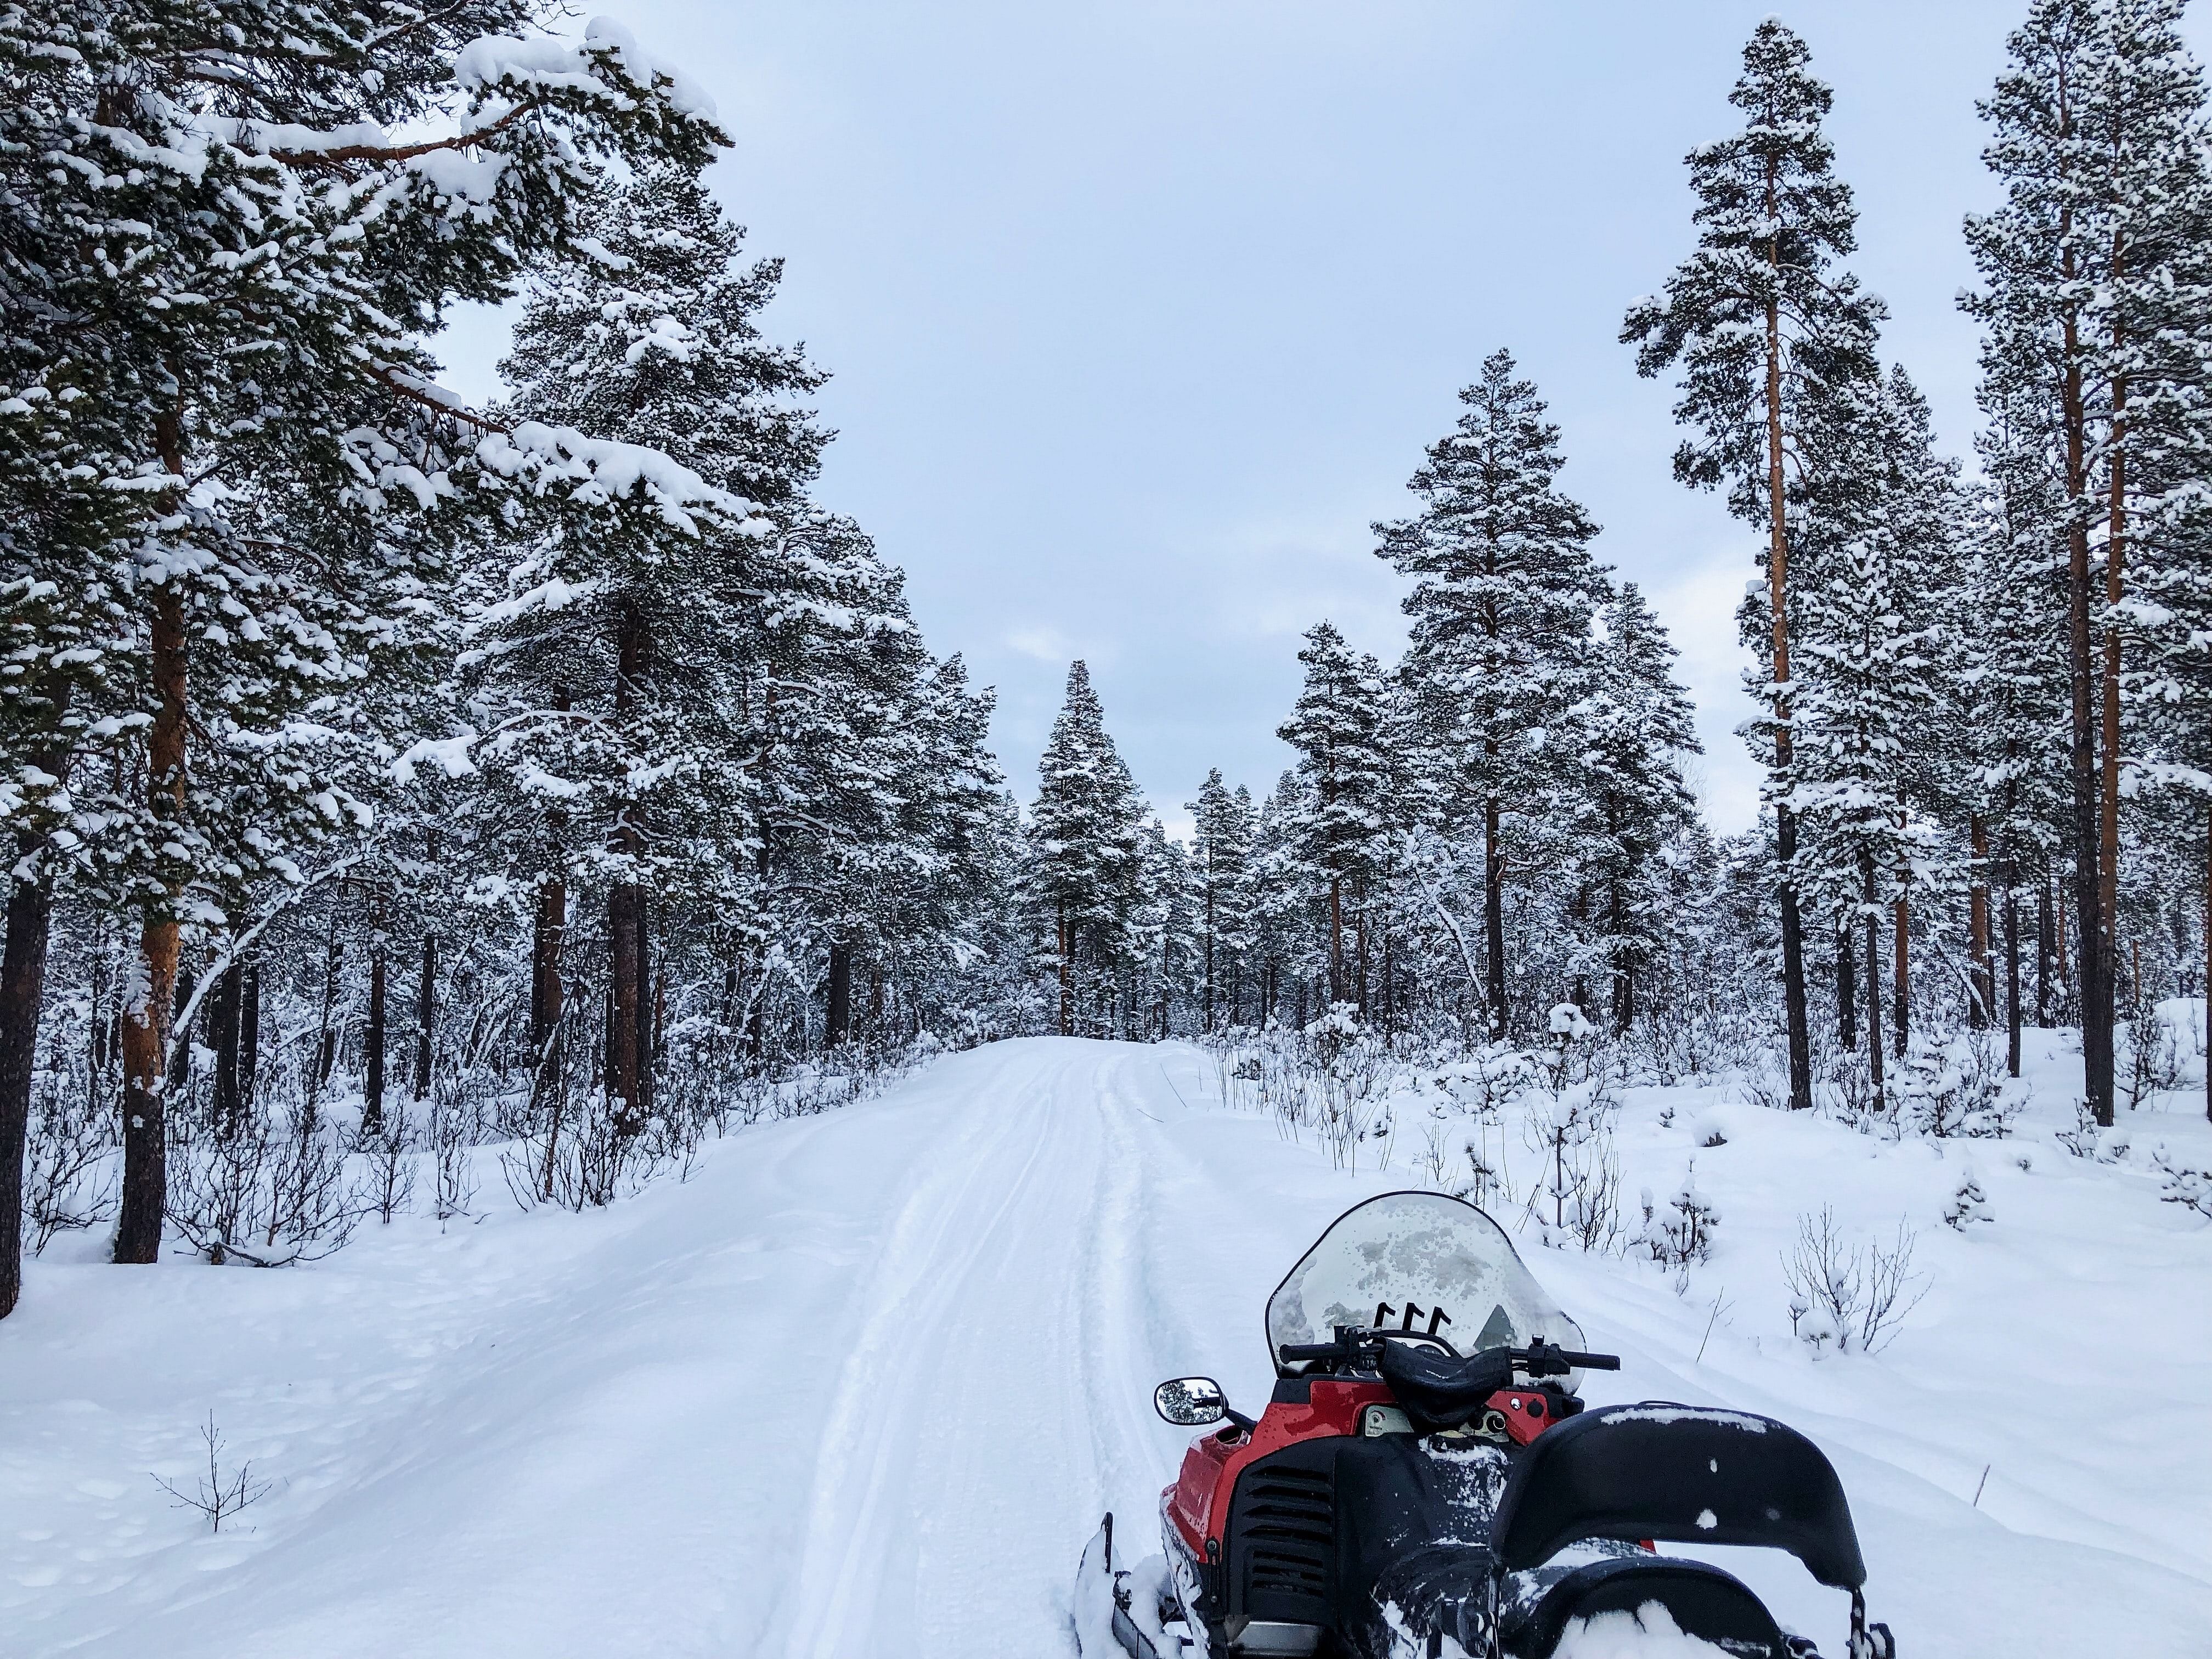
[1153,1377,1231,1427]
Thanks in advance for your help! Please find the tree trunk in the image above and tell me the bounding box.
[827,940,853,1046]
[1761,172,1813,1116]
[1202,877,1215,1033]
[239,954,259,1112]
[1864,906,1886,1114]
[2097,328,2128,1123]
[531,875,566,1099]
[2057,272,2114,1121]
[1968,813,1993,1029]
[1837,922,1857,1052]
[364,885,387,1136]
[1328,876,1345,1008]
[607,881,642,1129]
[2036,877,2055,1028]
[0,835,55,1317]
[211,956,243,1135]
[1610,881,1634,1035]
[2004,885,2023,1080]
[1892,888,1909,1060]
[1057,900,1072,1037]
[116,574,190,1266]
[1482,797,1506,1037]
[413,929,436,1101]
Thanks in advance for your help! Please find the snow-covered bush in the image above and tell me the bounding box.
[2152,1146,2212,1220]
[1895,1034,2019,1139]
[1942,1175,1992,1231]
[1638,1172,1722,1267]
[1781,1207,1929,1355]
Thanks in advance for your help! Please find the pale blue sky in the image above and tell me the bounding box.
[439,1,2212,837]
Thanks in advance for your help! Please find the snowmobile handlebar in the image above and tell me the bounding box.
[1277,1328,1620,1375]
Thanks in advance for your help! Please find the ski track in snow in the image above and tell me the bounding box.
[4,1035,2210,1657]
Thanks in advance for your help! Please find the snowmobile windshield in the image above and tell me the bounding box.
[1266,1191,1587,1379]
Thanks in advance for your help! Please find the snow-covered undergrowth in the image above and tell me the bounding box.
[4,1032,2208,1657]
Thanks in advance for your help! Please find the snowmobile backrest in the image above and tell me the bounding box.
[1489,1403,1866,1590]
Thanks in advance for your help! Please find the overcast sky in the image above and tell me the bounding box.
[439,1,2212,838]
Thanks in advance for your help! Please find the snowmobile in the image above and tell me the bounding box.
[1077,1191,1895,1659]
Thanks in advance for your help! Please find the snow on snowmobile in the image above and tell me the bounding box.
[1077,1191,1896,1659]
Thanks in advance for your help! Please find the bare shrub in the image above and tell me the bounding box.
[167,1104,361,1266]
[151,1414,272,1534]
[356,1109,416,1223]
[25,1075,117,1251]
[1639,1171,1721,1267]
[1781,1207,1929,1355]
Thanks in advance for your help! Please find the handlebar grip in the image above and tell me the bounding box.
[1277,1341,1342,1363]
[1559,1351,1621,1370]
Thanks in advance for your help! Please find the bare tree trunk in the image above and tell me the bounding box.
[116,575,189,1266]
[1892,887,1909,1060]
[607,609,648,1130]
[1762,170,1813,1115]
[413,929,436,1101]
[1057,900,1071,1037]
[240,953,259,1113]
[1482,797,1506,1038]
[1837,922,1857,1051]
[211,957,242,1135]
[363,884,387,1136]
[1968,813,1994,1029]
[2036,877,2055,1028]
[1329,876,1345,1008]
[2004,885,2023,1080]
[0,833,54,1317]
[827,940,853,1046]
[1865,906,1886,1114]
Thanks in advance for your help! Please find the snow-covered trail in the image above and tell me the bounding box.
[7,1035,2211,1657]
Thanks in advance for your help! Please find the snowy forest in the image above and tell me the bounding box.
[7,0,2212,1325]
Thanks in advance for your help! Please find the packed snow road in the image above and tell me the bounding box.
[5,1036,2210,1656]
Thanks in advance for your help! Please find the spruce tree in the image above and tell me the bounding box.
[1623,19,1883,1110]
[1029,663,1146,1035]
[1188,770,1255,1032]
[1376,349,1607,1037]
[1277,623,1395,1016]
[1574,584,1701,1031]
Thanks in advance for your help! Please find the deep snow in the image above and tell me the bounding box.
[4,1035,2209,1656]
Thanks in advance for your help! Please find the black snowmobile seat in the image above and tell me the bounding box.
[1376,1341,1514,1433]
[1490,1403,1868,1590]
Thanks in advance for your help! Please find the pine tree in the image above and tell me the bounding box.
[1623,19,1884,1111]
[1187,770,1256,1032]
[0,5,724,1273]
[1964,0,2212,1124]
[481,163,823,1125]
[1376,349,1608,1037]
[1573,584,1701,1031]
[1277,624,1395,1017]
[1029,663,1146,1035]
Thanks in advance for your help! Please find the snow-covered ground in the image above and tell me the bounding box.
[5,1034,2209,1657]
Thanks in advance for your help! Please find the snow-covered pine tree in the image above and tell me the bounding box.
[1375,349,1607,1038]
[1277,623,1395,1018]
[1028,663,1147,1036]
[1787,366,1953,1102]
[1188,770,1256,1032]
[1964,0,2212,1124]
[1945,388,2073,1072]
[1624,18,1884,1111]
[1573,584,1701,1032]
[0,3,725,1271]
[1249,770,1322,1027]
[477,161,823,1123]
